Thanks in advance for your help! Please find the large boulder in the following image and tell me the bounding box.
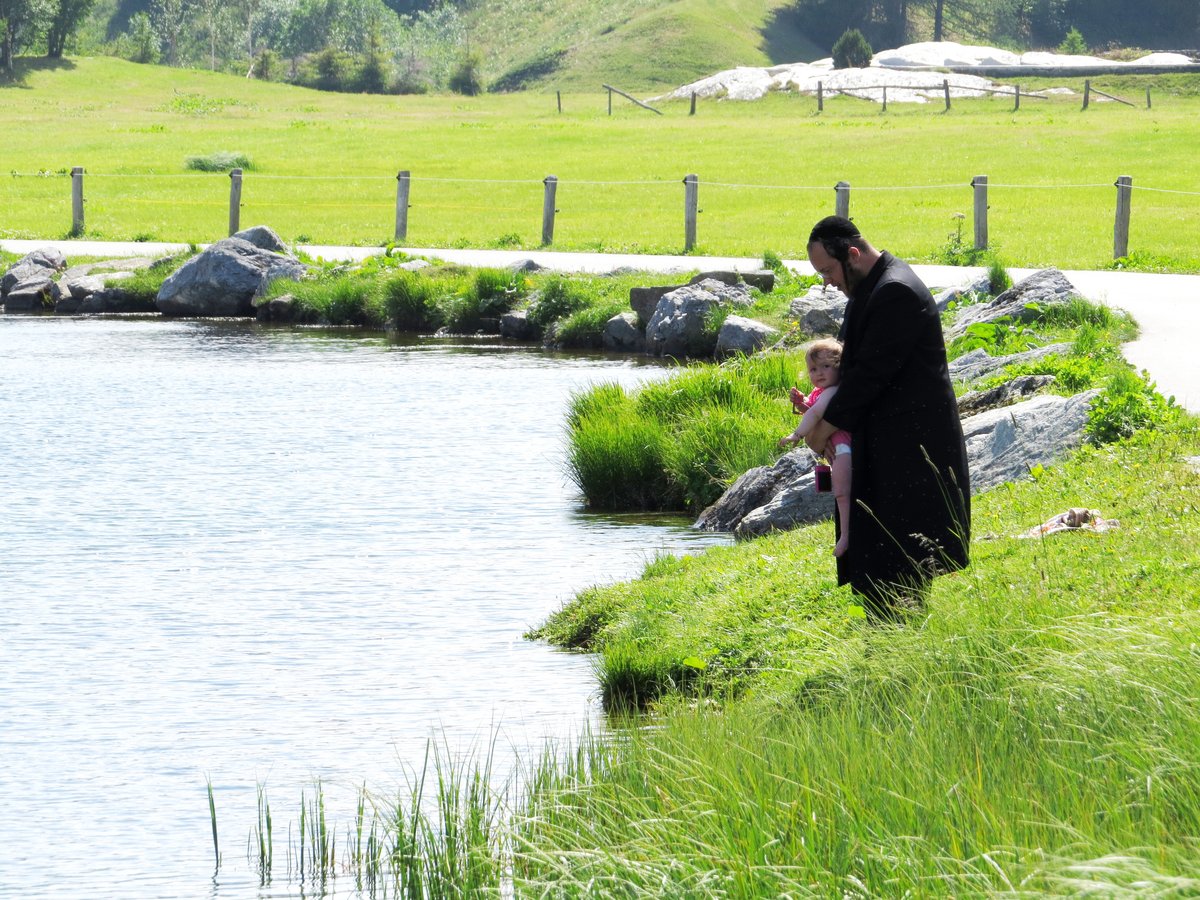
[715,314,779,358]
[156,232,307,317]
[946,268,1081,339]
[3,276,60,312]
[787,284,848,337]
[961,390,1099,494]
[630,270,769,327]
[500,309,540,341]
[2,248,67,297]
[695,449,830,533]
[645,278,753,358]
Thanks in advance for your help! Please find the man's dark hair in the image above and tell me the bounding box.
[808,215,868,262]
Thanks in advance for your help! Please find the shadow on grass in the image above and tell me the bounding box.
[1,56,78,89]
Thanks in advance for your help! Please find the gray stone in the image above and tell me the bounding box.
[934,273,991,313]
[399,259,431,272]
[65,274,109,300]
[645,279,752,358]
[947,268,1081,339]
[156,237,307,317]
[2,248,67,297]
[715,315,779,358]
[602,311,646,352]
[956,374,1057,417]
[500,309,540,341]
[509,258,545,273]
[256,294,297,323]
[948,343,1072,383]
[735,471,838,537]
[4,276,59,311]
[232,225,290,254]
[961,390,1099,494]
[630,284,679,328]
[787,284,848,336]
[696,449,823,533]
[691,269,775,292]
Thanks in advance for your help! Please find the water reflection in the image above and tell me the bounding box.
[0,316,731,899]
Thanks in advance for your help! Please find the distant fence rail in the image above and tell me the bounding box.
[12,165,1196,260]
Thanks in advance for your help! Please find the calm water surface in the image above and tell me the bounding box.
[0,316,730,898]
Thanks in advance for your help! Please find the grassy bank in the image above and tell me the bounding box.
[4,58,1200,270]
[228,421,1200,896]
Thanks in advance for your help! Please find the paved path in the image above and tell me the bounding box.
[4,239,1198,413]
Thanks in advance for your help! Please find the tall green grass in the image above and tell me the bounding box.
[567,351,808,513]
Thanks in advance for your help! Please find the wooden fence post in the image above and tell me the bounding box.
[882,85,888,112]
[556,90,562,113]
[972,175,988,251]
[1082,79,1091,110]
[1146,87,1152,109]
[228,168,242,236]
[690,91,697,116]
[71,166,85,236]
[395,170,411,242]
[1114,175,1133,259]
[835,181,850,219]
[607,86,612,115]
[1014,84,1021,111]
[817,81,824,112]
[683,174,699,252]
[541,175,558,246]
[944,79,951,111]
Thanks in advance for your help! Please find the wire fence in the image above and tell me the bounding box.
[6,166,1199,260]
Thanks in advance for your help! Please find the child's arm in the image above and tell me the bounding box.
[780,387,837,447]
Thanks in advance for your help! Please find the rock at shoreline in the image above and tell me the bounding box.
[645,278,753,358]
[157,227,307,317]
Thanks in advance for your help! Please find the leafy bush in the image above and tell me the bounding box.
[947,315,1037,357]
[185,152,254,173]
[832,29,872,69]
[1086,368,1181,444]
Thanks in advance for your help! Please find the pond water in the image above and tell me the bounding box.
[0,316,731,899]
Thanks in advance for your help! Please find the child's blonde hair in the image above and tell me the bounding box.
[805,337,843,366]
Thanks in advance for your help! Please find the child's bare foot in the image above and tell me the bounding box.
[833,535,849,557]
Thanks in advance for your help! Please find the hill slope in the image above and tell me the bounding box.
[467,0,823,91]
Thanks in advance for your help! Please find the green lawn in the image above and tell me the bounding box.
[3,57,1200,271]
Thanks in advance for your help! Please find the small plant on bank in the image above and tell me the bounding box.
[1085,367,1182,444]
[185,152,254,173]
[987,257,1012,294]
[449,52,485,96]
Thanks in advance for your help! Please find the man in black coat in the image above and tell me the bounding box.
[803,216,970,619]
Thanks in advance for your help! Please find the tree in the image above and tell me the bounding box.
[832,28,873,68]
[45,0,94,57]
[152,0,190,65]
[1,0,51,72]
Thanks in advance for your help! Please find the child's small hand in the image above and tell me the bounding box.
[789,387,808,414]
[779,435,797,449]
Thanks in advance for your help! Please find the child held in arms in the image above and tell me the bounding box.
[779,338,852,557]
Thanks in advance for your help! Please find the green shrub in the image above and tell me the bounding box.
[987,258,1012,295]
[449,52,484,96]
[1086,367,1181,444]
[185,152,254,173]
[762,250,786,274]
[832,28,872,69]
[1058,27,1088,55]
[283,274,384,326]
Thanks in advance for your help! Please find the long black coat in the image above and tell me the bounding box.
[822,252,971,603]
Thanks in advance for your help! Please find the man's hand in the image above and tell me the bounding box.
[805,419,837,457]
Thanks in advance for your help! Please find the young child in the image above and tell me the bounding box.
[779,338,853,557]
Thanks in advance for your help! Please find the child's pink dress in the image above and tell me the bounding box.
[808,386,852,457]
